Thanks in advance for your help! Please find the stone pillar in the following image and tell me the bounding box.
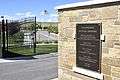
[57,1,120,80]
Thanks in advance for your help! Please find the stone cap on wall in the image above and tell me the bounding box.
[55,0,120,10]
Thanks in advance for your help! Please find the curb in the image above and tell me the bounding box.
[50,78,58,80]
[50,52,58,56]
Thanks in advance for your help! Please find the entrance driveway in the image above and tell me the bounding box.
[0,54,58,80]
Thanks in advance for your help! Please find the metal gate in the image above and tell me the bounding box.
[1,17,36,58]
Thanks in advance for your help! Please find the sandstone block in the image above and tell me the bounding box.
[111,66,120,73]
[89,8,102,20]
[102,47,109,54]
[112,77,120,80]
[103,75,112,80]
[101,64,111,75]
[102,6,118,20]
[111,71,120,78]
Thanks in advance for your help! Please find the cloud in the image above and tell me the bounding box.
[25,12,35,17]
[46,18,58,22]
[0,15,15,20]
[39,11,46,16]
[48,13,58,22]
[16,13,24,16]
[16,11,35,17]
[37,13,58,22]
[0,12,58,22]
[0,12,35,21]
[49,14,58,17]
[39,10,48,16]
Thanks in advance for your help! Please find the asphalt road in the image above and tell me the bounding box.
[0,54,58,80]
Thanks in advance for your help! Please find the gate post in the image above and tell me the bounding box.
[0,22,2,58]
[6,20,8,53]
[33,16,37,54]
[2,19,5,57]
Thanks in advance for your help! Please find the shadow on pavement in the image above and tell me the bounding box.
[5,56,37,60]
[2,51,38,60]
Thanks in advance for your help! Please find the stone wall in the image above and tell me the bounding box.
[58,3,120,80]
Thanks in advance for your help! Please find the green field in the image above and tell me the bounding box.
[8,44,58,56]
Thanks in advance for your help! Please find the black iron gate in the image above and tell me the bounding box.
[1,17,37,58]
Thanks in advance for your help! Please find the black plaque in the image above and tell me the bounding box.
[76,24,101,72]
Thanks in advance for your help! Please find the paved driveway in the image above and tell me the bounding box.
[0,54,58,80]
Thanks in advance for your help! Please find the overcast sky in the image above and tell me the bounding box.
[0,0,88,22]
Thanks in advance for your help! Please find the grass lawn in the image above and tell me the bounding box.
[8,44,58,56]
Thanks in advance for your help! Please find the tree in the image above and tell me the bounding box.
[47,25,58,34]
[8,21,20,35]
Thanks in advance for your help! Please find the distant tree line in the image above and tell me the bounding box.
[47,25,58,34]
[37,22,58,34]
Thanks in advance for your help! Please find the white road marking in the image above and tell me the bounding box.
[0,59,25,63]
[0,59,15,63]
[50,78,58,80]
